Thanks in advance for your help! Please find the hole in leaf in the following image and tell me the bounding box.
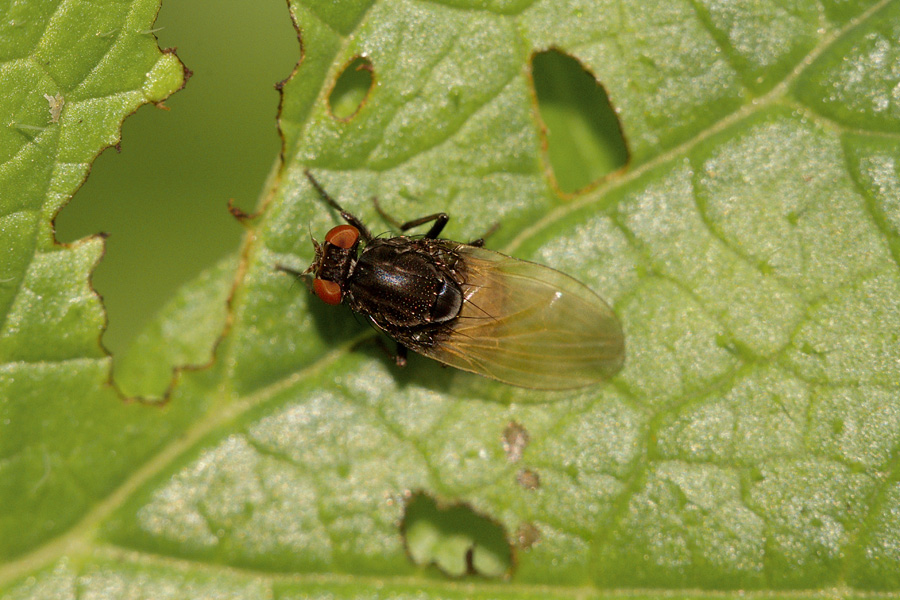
[329,56,374,120]
[531,49,629,193]
[401,492,513,578]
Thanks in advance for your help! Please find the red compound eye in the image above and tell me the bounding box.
[313,278,343,305]
[325,224,359,249]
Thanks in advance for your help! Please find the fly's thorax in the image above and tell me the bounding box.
[345,237,465,330]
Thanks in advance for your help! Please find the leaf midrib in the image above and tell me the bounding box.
[67,543,891,598]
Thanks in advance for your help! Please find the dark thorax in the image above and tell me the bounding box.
[345,238,465,337]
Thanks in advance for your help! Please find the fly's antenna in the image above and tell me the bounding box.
[272,225,319,283]
[299,224,322,276]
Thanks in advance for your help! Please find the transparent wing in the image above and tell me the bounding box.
[418,246,625,390]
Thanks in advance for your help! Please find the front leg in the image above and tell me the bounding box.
[304,170,375,242]
[375,337,409,367]
[395,343,408,367]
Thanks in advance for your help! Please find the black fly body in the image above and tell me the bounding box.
[278,171,625,390]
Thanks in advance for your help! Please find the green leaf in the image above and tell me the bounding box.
[0,0,186,563]
[114,254,237,399]
[4,0,900,597]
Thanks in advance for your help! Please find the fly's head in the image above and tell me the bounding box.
[309,224,361,305]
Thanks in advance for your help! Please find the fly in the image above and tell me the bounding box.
[279,171,625,390]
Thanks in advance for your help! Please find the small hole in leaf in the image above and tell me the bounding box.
[401,492,513,578]
[329,56,374,120]
[531,49,628,193]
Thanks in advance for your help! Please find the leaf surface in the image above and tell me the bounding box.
[0,0,186,563]
[4,0,900,597]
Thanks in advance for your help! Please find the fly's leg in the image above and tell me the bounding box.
[395,343,408,367]
[401,213,449,239]
[274,264,312,290]
[275,264,303,278]
[467,222,500,247]
[374,337,408,367]
[275,264,308,280]
[304,170,375,242]
[373,197,449,239]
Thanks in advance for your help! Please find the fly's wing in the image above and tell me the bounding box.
[418,246,625,390]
